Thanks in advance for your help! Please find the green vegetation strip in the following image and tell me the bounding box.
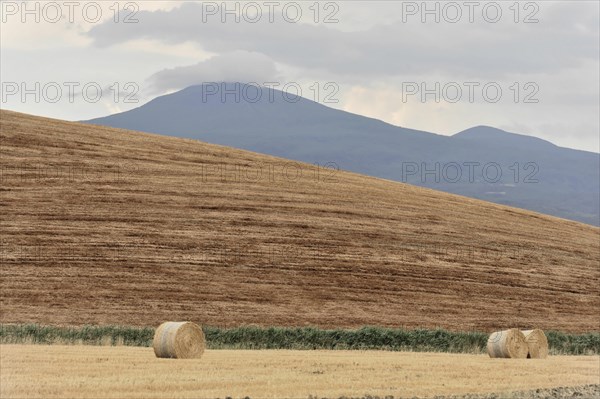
[1,324,598,355]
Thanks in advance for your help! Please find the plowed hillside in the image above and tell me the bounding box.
[1,110,598,332]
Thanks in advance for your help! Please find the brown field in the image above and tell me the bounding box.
[0,110,599,332]
[1,345,598,399]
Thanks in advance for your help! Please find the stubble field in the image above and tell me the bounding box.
[1,345,599,399]
[1,110,599,332]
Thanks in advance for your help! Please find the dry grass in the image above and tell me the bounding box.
[1,110,599,332]
[1,345,598,398]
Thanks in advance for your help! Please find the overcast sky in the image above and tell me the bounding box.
[1,1,598,152]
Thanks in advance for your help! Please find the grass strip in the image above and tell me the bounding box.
[1,324,598,355]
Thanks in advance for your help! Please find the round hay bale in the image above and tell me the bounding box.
[522,329,549,359]
[153,321,205,359]
[487,329,528,358]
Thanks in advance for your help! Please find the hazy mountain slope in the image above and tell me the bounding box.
[443,126,599,223]
[2,110,599,332]
[85,84,600,226]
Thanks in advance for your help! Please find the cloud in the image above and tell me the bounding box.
[86,2,600,79]
[4,0,597,151]
[146,51,280,93]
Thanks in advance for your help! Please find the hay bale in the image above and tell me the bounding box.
[487,329,528,358]
[522,329,549,359]
[153,321,205,359]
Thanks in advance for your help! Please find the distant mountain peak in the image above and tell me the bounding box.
[167,82,322,106]
[456,125,507,135]
[453,126,557,148]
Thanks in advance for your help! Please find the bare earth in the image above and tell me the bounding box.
[1,345,598,399]
[1,110,599,332]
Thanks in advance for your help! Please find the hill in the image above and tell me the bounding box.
[1,110,599,332]
[85,83,600,226]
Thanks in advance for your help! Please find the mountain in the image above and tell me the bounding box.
[1,110,599,332]
[84,84,600,226]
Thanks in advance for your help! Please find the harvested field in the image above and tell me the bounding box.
[1,345,598,399]
[1,110,599,332]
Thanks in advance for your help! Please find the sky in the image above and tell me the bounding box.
[1,0,599,152]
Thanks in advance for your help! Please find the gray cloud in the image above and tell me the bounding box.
[73,1,600,152]
[146,51,280,93]
[87,2,599,79]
